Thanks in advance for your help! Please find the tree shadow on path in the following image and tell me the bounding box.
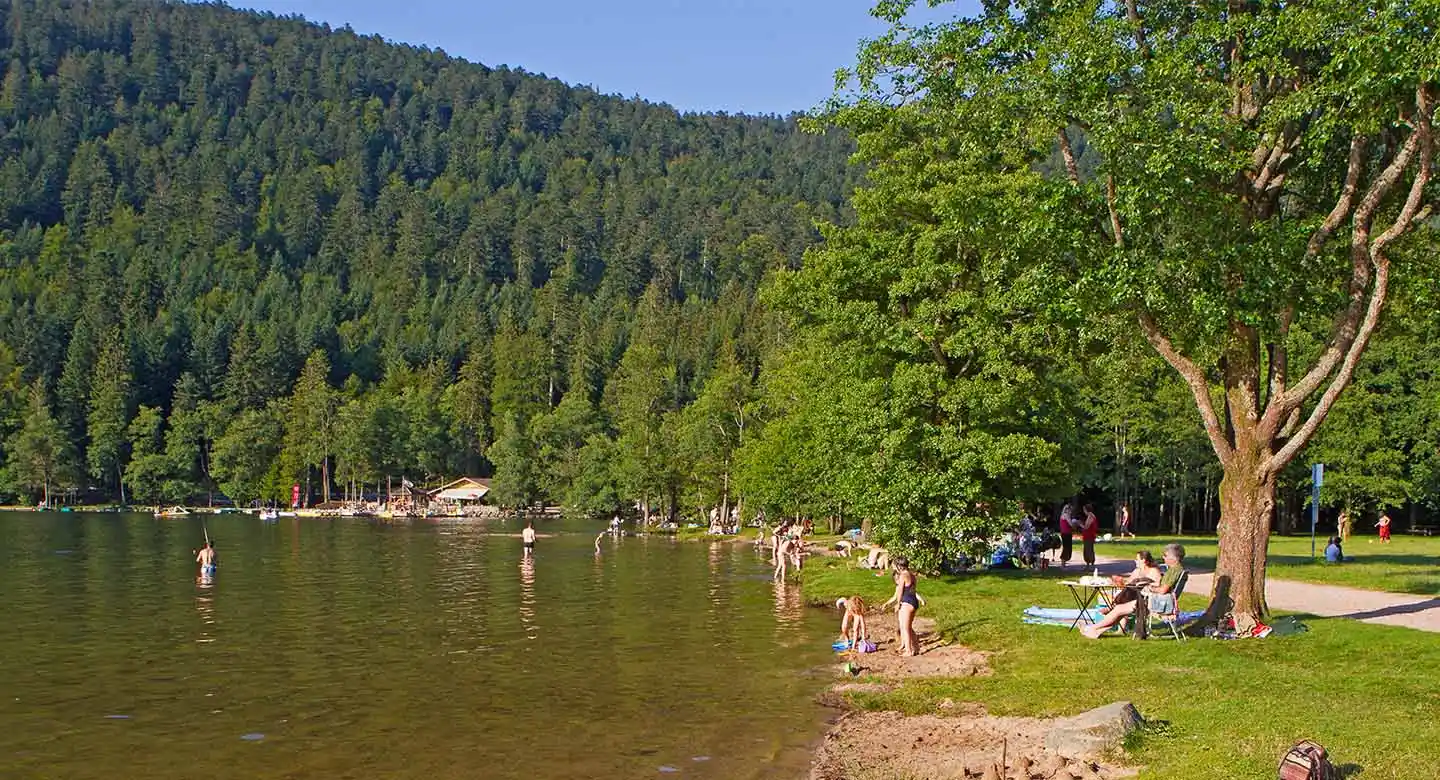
[1308,598,1440,622]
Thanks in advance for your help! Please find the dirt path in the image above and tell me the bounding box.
[1086,554,1440,633]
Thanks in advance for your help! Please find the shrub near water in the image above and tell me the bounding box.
[800,558,1440,780]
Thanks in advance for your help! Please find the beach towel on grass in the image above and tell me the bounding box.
[1021,606,1206,628]
[1021,606,1103,626]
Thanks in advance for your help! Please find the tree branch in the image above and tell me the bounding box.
[1106,174,1125,248]
[1138,310,1233,462]
[1304,135,1365,259]
[1271,128,1422,414]
[1057,127,1080,185]
[1262,305,1293,411]
[1265,256,1389,474]
[1265,87,1435,473]
[1372,87,1435,258]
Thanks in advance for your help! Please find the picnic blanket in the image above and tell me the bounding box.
[1021,606,1103,626]
[1021,605,1207,627]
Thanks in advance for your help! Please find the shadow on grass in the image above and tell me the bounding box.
[934,619,989,642]
[1271,553,1440,568]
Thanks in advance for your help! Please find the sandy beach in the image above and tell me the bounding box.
[809,617,1138,780]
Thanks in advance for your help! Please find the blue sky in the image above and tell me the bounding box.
[230,0,981,115]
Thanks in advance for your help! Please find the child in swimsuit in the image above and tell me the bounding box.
[881,558,924,657]
[837,596,868,650]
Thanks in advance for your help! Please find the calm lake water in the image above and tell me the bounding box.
[0,512,836,780]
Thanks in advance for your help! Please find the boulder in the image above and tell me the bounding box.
[1043,701,1143,760]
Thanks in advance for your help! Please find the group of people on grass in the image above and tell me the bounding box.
[1080,543,1187,639]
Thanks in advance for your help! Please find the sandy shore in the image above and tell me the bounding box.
[809,617,1138,780]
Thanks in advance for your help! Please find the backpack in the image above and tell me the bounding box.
[1278,740,1337,780]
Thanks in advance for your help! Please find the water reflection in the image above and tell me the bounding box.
[772,578,804,625]
[519,556,537,641]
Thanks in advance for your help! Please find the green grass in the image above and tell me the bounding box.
[801,557,1440,780]
[1100,534,1440,595]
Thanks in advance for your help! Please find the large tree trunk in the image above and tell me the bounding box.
[1216,452,1276,624]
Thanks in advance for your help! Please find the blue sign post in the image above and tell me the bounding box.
[1311,463,1324,559]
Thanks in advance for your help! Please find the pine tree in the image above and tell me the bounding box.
[4,381,75,505]
[86,329,133,503]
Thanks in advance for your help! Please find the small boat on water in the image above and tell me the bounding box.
[155,506,192,518]
[258,508,279,521]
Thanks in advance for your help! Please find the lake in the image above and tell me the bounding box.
[0,512,836,779]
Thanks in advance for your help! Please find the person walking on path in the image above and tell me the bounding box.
[1376,512,1392,542]
[1080,504,1100,567]
[1059,502,1075,567]
[1118,503,1134,538]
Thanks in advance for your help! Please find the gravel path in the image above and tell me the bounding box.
[1082,554,1440,633]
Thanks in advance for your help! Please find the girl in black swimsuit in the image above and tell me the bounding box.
[881,558,924,657]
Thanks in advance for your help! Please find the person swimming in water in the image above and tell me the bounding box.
[522,521,537,559]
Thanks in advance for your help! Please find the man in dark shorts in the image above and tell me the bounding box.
[522,521,536,559]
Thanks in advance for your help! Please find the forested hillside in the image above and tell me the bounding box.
[2,0,1434,542]
[0,0,856,511]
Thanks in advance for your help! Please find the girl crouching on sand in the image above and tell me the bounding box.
[837,596,868,649]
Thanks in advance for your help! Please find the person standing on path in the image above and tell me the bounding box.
[1080,504,1099,567]
[1376,512,1392,542]
[1059,502,1075,567]
[1118,503,1134,538]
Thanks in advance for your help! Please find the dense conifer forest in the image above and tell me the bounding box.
[1,0,1435,548]
[0,0,856,513]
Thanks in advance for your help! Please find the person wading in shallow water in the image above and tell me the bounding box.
[881,558,924,657]
[773,533,796,581]
[196,540,216,571]
[522,521,537,559]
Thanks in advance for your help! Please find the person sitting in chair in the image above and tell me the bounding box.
[1082,544,1186,638]
[1100,550,1163,615]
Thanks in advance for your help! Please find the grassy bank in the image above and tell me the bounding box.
[1100,534,1440,595]
[801,557,1440,780]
